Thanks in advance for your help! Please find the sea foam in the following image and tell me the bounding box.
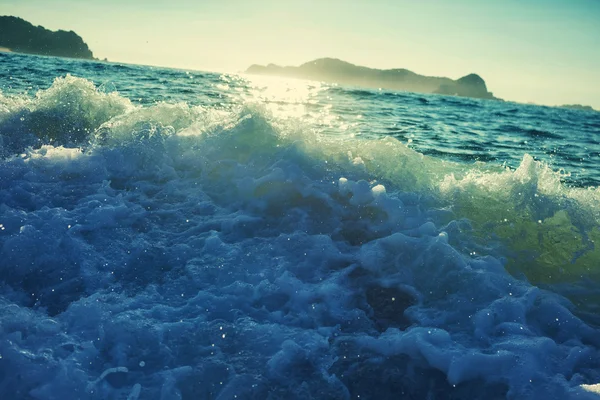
[0,74,599,399]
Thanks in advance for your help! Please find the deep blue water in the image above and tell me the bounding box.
[1,52,600,399]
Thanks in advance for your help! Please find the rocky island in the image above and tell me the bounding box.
[0,16,94,59]
[247,58,498,100]
[559,104,596,112]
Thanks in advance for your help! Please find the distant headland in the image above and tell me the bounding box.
[247,58,499,101]
[0,16,94,60]
[559,104,596,112]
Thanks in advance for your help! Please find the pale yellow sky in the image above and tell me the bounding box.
[2,0,599,108]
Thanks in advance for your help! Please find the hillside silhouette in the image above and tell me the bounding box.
[0,16,94,59]
[247,58,498,100]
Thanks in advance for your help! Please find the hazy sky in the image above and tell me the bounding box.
[2,0,599,107]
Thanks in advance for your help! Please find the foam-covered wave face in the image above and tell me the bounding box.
[287,121,600,289]
[1,76,600,399]
[0,75,132,156]
[438,155,600,284]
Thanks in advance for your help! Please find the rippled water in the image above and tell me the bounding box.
[2,52,599,186]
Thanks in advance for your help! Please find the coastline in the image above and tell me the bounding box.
[0,46,12,53]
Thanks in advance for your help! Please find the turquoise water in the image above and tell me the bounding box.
[1,52,600,399]
[3,53,599,186]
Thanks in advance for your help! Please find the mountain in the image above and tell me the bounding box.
[0,16,94,59]
[247,58,498,100]
[559,104,596,112]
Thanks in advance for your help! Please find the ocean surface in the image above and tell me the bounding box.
[1,51,600,399]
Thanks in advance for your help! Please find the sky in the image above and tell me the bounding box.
[1,0,599,108]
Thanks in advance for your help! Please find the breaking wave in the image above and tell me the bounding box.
[1,75,600,399]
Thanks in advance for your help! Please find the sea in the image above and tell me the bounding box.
[1,51,600,400]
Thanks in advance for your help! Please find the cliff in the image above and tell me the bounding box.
[0,16,94,59]
[247,58,498,100]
